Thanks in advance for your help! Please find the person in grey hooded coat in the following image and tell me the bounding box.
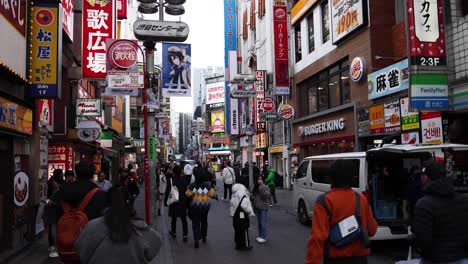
[75,186,161,264]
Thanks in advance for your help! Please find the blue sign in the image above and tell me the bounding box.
[224,0,237,134]
[410,74,448,111]
[368,59,409,100]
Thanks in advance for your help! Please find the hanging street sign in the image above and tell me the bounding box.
[262,112,279,121]
[262,98,275,112]
[133,20,190,42]
[229,89,257,98]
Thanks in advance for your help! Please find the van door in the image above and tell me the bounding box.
[294,160,312,223]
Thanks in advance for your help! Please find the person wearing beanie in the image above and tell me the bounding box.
[412,159,468,263]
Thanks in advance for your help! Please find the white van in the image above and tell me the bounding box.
[293,144,468,240]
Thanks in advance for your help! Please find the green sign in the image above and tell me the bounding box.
[400,97,420,131]
[148,136,156,161]
[264,112,278,121]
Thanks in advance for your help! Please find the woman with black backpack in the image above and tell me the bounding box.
[230,183,255,250]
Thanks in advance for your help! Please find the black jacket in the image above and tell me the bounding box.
[53,180,108,222]
[164,174,189,218]
[412,178,468,263]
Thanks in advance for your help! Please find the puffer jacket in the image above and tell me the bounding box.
[265,169,276,189]
[230,184,254,217]
[253,184,270,210]
[412,178,468,263]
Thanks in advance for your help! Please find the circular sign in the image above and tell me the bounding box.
[77,128,101,142]
[274,7,286,19]
[14,172,29,207]
[108,41,138,69]
[262,98,275,112]
[350,57,365,82]
[35,9,54,26]
[278,104,295,120]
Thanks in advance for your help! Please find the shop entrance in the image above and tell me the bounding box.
[0,136,13,251]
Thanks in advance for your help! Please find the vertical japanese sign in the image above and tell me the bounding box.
[148,136,156,161]
[30,4,62,97]
[420,111,443,144]
[384,100,401,133]
[273,0,289,94]
[407,0,446,67]
[224,0,237,134]
[82,0,115,79]
[161,42,192,97]
[48,144,74,178]
[62,0,74,41]
[37,99,53,130]
[255,70,267,133]
[117,0,127,19]
[370,104,384,135]
[407,0,448,111]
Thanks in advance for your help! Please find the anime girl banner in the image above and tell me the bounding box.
[162,42,192,97]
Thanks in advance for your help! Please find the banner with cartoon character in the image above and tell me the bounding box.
[162,42,191,97]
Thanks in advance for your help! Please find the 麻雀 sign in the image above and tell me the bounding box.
[76,98,102,117]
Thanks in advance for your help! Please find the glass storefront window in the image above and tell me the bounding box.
[318,80,329,111]
[308,85,318,114]
[341,70,351,103]
[295,25,302,62]
[329,74,341,107]
[307,13,315,53]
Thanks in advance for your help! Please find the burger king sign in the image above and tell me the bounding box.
[278,104,295,120]
[350,57,366,82]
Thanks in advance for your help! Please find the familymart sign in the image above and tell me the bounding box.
[410,74,448,110]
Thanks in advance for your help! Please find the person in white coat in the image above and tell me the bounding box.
[230,184,255,250]
[222,161,236,200]
[156,166,167,216]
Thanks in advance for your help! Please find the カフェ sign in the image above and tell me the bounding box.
[76,98,102,117]
[299,118,345,136]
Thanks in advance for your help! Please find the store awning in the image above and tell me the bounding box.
[208,150,231,155]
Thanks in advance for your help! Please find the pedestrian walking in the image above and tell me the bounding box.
[156,166,167,216]
[45,169,64,258]
[94,171,112,192]
[123,169,140,214]
[51,161,108,263]
[222,161,236,200]
[164,165,190,242]
[230,183,255,251]
[252,176,270,244]
[64,170,76,184]
[186,162,217,248]
[264,165,278,206]
[75,186,161,264]
[207,161,216,188]
[411,159,468,264]
[305,160,377,264]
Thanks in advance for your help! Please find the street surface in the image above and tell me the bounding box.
[4,175,410,263]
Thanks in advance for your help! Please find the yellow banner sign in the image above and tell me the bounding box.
[0,97,33,135]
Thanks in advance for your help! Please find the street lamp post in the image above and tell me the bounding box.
[230,74,256,190]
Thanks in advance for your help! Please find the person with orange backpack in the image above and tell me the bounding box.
[51,160,108,263]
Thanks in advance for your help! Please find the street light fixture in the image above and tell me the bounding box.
[136,0,185,15]
[230,74,256,190]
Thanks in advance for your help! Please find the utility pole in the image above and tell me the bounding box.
[143,40,157,225]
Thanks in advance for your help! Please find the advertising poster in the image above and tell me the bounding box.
[421,111,443,144]
[159,119,170,138]
[401,132,420,145]
[206,82,225,106]
[384,100,401,133]
[370,104,384,135]
[162,42,192,97]
[48,144,74,178]
[30,4,62,97]
[230,97,239,135]
[331,0,366,43]
[82,0,115,79]
[211,111,225,133]
[76,98,102,117]
[357,107,370,137]
[400,97,420,131]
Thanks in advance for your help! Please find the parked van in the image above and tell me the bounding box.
[293,144,468,240]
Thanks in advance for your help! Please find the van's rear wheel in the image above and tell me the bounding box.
[298,200,310,225]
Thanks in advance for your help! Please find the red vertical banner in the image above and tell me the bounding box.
[273,0,289,91]
[82,0,115,79]
[62,0,74,41]
[117,0,127,19]
[407,0,446,67]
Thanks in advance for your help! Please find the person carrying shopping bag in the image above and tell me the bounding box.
[164,165,190,242]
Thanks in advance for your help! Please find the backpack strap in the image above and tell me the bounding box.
[354,191,370,247]
[78,188,99,211]
[354,192,360,217]
[316,193,331,219]
[238,196,247,211]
